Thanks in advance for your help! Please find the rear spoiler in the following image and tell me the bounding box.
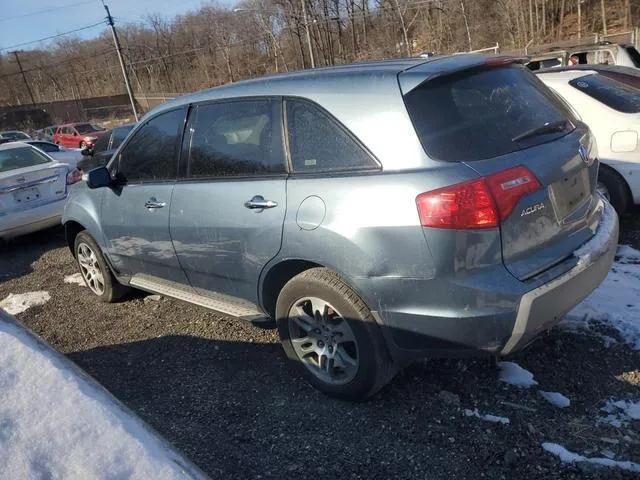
[399,55,529,95]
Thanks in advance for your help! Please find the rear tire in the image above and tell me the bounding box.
[276,268,394,401]
[598,166,630,214]
[74,231,128,302]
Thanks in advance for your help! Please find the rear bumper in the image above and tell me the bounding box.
[0,198,66,240]
[361,198,618,360]
[500,198,618,354]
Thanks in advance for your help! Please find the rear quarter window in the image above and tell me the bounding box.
[404,66,576,162]
[569,74,640,113]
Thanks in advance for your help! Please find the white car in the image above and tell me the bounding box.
[537,69,640,213]
[0,143,69,240]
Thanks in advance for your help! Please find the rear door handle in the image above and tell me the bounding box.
[145,197,166,209]
[244,195,278,210]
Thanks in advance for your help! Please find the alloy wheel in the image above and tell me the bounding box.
[77,242,105,295]
[288,296,359,385]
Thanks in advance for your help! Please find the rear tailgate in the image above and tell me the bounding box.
[0,163,68,215]
[467,125,600,279]
[401,58,601,280]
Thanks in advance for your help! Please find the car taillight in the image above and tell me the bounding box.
[416,166,541,229]
[66,168,82,185]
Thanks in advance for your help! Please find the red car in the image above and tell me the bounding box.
[53,123,107,149]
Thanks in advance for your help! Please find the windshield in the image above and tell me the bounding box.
[569,74,640,113]
[75,124,103,134]
[0,147,51,173]
[404,65,577,162]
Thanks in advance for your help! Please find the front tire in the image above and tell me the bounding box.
[276,268,394,401]
[598,166,630,214]
[74,231,128,302]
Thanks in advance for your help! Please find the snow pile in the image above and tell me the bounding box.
[63,273,86,286]
[573,201,617,267]
[564,245,640,350]
[0,313,205,479]
[599,399,640,428]
[0,292,51,315]
[497,361,538,388]
[539,391,571,409]
[463,408,510,425]
[542,442,640,473]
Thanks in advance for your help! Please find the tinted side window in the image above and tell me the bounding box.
[187,100,284,178]
[36,142,59,153]
[112,126,134,149]
[92,134,110,154]
[569,74,640,113]
[117,109,184,183]
[286,99,378,173]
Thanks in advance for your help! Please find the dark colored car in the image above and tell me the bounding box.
[77,124,135,171]
[53,123,107,149]
[0,130,31,144]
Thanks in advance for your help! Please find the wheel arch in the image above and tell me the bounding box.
[599,162,633,211]
[64,220,85,256]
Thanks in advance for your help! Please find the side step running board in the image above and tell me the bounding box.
[129,274,266,321]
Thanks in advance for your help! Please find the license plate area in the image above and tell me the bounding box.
[549,169,590,221]
[13,187,41,204]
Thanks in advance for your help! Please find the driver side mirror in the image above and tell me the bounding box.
[86,166,112,189]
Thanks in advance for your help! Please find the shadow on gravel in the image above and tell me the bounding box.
[620,206,640,250]
[0,226,66,282]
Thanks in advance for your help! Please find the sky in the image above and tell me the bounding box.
[0,0,223,52]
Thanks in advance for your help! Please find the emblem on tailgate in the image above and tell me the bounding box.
[521,203,545,217]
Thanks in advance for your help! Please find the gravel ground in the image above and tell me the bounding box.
[1,219,639,480]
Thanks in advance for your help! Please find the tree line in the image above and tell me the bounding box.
[1,0,637,109]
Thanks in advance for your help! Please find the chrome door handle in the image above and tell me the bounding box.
[244,195,278,209]
[145,197,166,209]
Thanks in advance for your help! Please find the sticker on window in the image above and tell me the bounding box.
[304,159,317,166]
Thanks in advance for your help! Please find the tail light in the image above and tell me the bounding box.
[416,165,541,229]
[66,168,82,185]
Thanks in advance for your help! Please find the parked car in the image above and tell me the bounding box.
[78,124,135,172]
[528,42,640,71]
[537,69,640,213]
[0,130,31,144]
[18,140,83,170]
[53,123,107,149]
[35,125,57,141]
[0,143,69,240]
[538,64,640,90]
[63,55,618,400]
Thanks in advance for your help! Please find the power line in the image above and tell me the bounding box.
[0,1,96,23]
[0,22,106,52]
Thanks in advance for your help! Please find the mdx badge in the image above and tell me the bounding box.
[521,203,545,217]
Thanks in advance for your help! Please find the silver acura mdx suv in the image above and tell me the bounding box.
[63,54,618,400]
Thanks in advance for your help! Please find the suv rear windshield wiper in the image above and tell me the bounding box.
[511,120,569,142]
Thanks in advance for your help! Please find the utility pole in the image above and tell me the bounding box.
[300,0,315,68]
[10,51,36,105]
[104,3,139,121]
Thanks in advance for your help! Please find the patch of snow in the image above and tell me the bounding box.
[463,408,510,424]
[599,399,640,427]
[0,292,51,315]
[497,361,538,388]
[540,391,571,408]
[615,245,640,264]
[542,442,640,473]
[63,273,86,286]
[573,201,617,267]
[0,313,205,479]
[564,245,640,350]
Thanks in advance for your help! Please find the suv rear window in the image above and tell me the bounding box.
[569,74,640,113]
[404,66,576,162]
